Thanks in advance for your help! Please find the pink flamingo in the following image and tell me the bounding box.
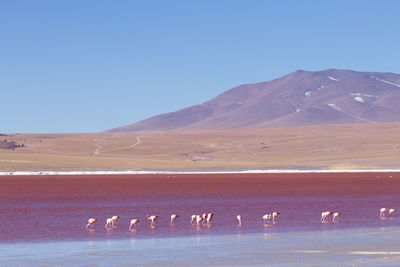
[170,214,179,224]
[262,214,271,224]
[380,208,387,218]
[321,211,332,222]
[202,213,207,223]
[86,218,97,229]
[332,212,341,222]
[111,215,120,226]
[196,215,203,225]
[206,213,214,225]
[129,219,139,229]
[147,215,158,226]
[272,212,280,223]
[388,208,396,216]
[237,215,242,226]
[190,214,197,224]
[105,218,113,229]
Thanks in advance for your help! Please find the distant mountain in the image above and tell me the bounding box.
[109,69,400,132]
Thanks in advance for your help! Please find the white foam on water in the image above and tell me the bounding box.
[1,169,400,176]
[0,160,38,163]
[291,250,328,253]
[347,251,400,255]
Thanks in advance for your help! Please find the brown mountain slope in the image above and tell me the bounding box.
[110,69,400,132]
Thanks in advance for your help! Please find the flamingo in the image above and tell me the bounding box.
[105,218,113,229]
[170,214,179,224]
[380,208,387,218]
[147,215,158,226]
[111,215,120,226]
[196,215,203,225]
[262,214,271,224]
[332,212,341,222]
[86,218,97,229]
[190,214,197,224]
[321,211,332,222]
[237,215,242,226]
[272,212,280,223]
[129,219,139,229]
[388,208,396,216]
[206,213,214,225]
[202,213,207,223]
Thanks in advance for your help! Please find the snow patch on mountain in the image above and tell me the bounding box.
[328,76,339,81]
[353,96,365,103]
[370,75,400,88]
[350,93,378,98]
[328,103,375,123]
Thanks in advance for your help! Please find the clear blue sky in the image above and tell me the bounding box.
[1,0,399,133]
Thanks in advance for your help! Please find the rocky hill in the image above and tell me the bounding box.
[110,69,400,131]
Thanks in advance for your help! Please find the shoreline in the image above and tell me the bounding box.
[1,169,400,176]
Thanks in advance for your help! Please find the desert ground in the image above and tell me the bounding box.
[1,123,400,172]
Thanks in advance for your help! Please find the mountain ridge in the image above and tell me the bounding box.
[109,69,400,132]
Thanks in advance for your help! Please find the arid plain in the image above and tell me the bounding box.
[1,123,400,172]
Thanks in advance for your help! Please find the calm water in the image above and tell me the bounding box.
[0,172,399,265]
[1,227,400,266]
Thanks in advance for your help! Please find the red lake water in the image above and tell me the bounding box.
[1,172,399,243]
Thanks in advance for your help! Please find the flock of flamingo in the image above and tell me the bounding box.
[85,208,396,230]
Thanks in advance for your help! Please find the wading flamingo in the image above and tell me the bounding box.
[262,214,271,224]
[380,208,387,218]
[111,215,120,226]
[105,218,113,229]
[86,218,97,229]
[190,215,197,224]
[389,208,396,216]
[332,212,341,222]
[206,213,214,225]
[321,211,332,222]
[272,212,280,223]
[196,215,203,225]
[147,215,158,226]
[170,214,179,224]
[202,213,207,223]
[129,219,139,229]
[237,215,242,226]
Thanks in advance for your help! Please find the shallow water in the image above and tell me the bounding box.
[1,172,400,265]
[1,173,399,242]
[1,227,400,266]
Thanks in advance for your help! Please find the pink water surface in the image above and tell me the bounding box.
[1,172,399,243]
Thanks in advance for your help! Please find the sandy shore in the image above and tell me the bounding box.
[3,123,400,172]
